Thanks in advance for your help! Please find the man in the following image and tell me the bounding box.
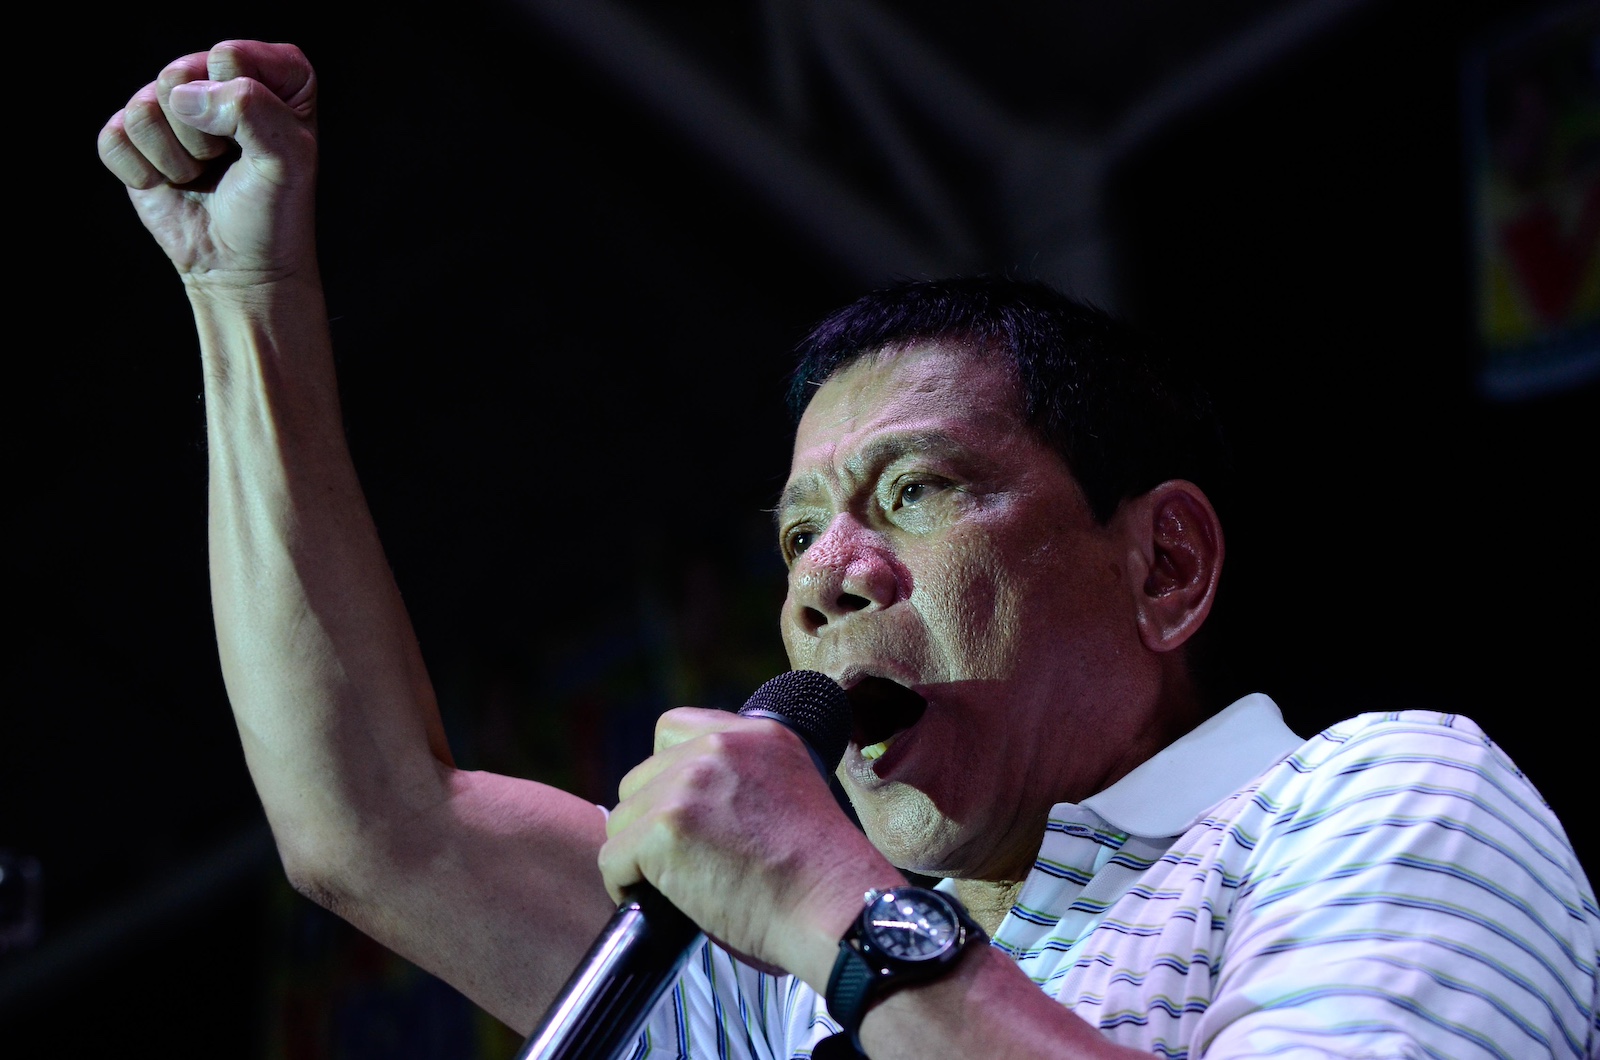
[98,40,1599,1058]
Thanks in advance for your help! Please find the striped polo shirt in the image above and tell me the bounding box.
[631,694,1600,1058]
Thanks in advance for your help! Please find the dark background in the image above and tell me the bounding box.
[7,0,1595,1055]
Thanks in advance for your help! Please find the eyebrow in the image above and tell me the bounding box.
[774,429,973,521]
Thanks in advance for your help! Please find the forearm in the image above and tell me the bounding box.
[195,275,450,878]
[190,277,616,1027]
[853,946,1142,1060]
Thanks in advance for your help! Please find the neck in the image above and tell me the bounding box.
[948,686,1209,937]
[950,877,1026,936]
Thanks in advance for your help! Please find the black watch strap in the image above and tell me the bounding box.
[824,887,985,1053]
[825,940,879,1046]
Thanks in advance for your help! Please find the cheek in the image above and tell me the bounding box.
[1015,535,1137,680]
[921,520,1124,682]
[917,536,1023,680]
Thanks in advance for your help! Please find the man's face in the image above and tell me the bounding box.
[777,342,1156,882]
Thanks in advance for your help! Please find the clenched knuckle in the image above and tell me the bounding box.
[681,753,728,790]
[96,116,124,155]
[122,93,161,136]
[658,794,706,838]
[157,62,193,90]
[230,82,263,116]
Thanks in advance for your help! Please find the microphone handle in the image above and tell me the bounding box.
[515,883,701,1060]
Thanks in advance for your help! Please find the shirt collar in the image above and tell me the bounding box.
[1077,693,1303,839]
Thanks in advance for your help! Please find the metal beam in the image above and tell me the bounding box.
[1108,0,1384,161]
[511,0,953,284]
[508,0,1388,304]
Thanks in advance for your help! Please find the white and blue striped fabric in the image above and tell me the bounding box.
[630,695,1600,1058]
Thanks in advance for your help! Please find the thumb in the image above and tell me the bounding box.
[168,78,315,177]
[206,40,317,119]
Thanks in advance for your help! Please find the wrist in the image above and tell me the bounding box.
[185,268,341,427]
[784,863,909,992]
[187,268,330,366]
[824,885,987,1053]
[183,261,324,309]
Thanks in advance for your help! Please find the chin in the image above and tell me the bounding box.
[853,786,973,876]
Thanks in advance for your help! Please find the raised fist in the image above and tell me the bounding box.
[98,41,319,292]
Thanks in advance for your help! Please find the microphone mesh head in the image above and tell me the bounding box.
[739,670,851,770]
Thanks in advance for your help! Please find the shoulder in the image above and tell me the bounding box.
[1289,708,1512,775]
[1198,709,1575,878]
[1246,709,1591,909]
[1194,711,1600,1058]
[1261,709,1558,838]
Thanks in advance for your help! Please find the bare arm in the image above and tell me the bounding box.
[98,41,614,1032]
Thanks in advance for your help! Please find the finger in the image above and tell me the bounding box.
[206,40,317,119]
[118,84,208,185]
[614,734,700,805]
[97,109,165,190]
[602,774,651,843]
[653,706,741,753]
[156,51,229,162]
[600,764,690,904]
[596,826,647,905]
[609,708,741,801]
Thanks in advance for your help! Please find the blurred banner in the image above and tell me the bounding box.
[1465,3,1600,399]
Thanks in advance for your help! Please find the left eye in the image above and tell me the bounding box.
[787,528,818,557]
[898,481,936,506]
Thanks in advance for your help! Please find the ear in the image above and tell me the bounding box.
[1119,480,1224,654]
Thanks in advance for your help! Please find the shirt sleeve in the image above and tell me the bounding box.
[1193,713,1600,1060]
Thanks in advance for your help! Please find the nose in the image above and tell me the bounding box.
[785,514,901,636]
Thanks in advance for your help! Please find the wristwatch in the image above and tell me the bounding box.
[824,886,987,1052]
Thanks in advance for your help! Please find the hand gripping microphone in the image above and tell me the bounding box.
[516,670,852,1060]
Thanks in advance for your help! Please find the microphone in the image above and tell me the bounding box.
[515,670,852,1060]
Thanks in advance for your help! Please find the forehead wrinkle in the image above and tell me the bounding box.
[852,430,972,479]
[777,429,974,524]
[780,343,1024,528]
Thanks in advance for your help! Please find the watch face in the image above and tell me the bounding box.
[863,890,960,960]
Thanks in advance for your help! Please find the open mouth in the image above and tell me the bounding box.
[846,677,928,761]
